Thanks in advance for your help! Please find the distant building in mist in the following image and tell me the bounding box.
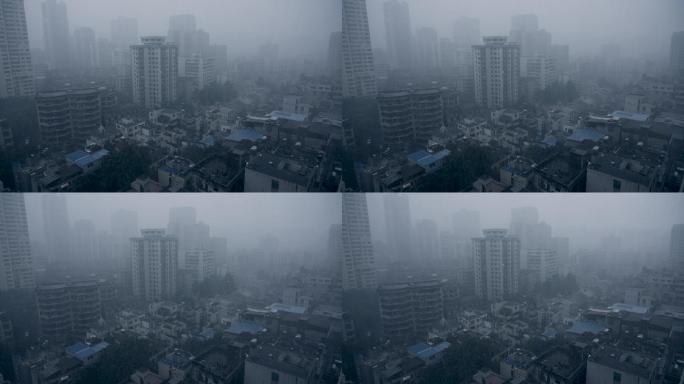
[71,219,97,262]
[473,229,520,301]
[110,16,139,51]
[415,27,439,70]
[73,27,97,69]
[131,36,178,109]
[383,0,412,70]
[527,248,558,285]
[378,280,443,342]
[0,194,34,291]
[328,31,342,79]
[452,17,480,48]
[130,229,179,301]
[415,219,440,260]
[41,194,70,264]
[0,0,35,98]
[452,209,480,288]
[341,0,377,97]
[473,36,520,109]
[327,224,342,271]
[340,194,376,290]
[184,249,214,286]
[671,31,684,80]
[383,194,412,262]
[671,224,684,271]
[41,0,71,70]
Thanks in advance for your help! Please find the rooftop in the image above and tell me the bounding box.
[65,341,109,361]
[407,341,450,361]
[247,153,314,187]
[588,153,658,187]
[566,320,605,336]
[589,347,658,379]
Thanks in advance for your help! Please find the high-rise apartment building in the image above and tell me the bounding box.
[473,36,520,109]
[130,229,179,301]
[341,0,377,97]
[41,0,71,70]
[473,229,520,301]
[377,88,444,146]
[0,194,34,291]
[0,0,34,98]
[131,36,178,109]
[378,280,443,341]
[383,0,412,70]
[340,194,376,290]
[36,88,114,149]
[36,280,112,342]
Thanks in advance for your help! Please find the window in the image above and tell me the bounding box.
[271,179,279,192]
[613,179,621,192]
[613,371,622,383]
[271,372,279,383]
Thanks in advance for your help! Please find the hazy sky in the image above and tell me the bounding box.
[367,0,684,58]
[367,194,684,251]
[23,193,684,257]
[25,0,341,60]
[25,194,341,253]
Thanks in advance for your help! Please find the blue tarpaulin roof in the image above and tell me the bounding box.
[66,341,109,361]
[227,320,266,335]
[226,129,265,142]
[567,128,603,143]
[407,341,451,360]
[566,320,605,335]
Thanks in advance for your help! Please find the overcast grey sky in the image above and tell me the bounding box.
[23,193,684,258]
[25,0,340,60]
[367,0,684,58]
[367,194,684,252]
[25,194,341,253]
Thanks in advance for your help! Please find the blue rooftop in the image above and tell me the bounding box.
[407,149,451,168]
[66,149,110,169]
[227,320,266,335]
[566,320,605,335]
[199,135,216,147]
[226,129,265,143]
[541,136,558,146]
[66,341,109,361]
[269,110,307,122]
[407,341,451,360]
[610,111,650,122]
[268,303,307,315]
[567,128,604,143]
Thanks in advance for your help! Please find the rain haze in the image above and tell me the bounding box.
[366,0,684,58]
[24,0,341,60]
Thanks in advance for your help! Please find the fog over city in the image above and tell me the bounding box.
[23,0,341,60]
[24,193,340,253]
[366,0,684,58]
[367,193,684,252]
